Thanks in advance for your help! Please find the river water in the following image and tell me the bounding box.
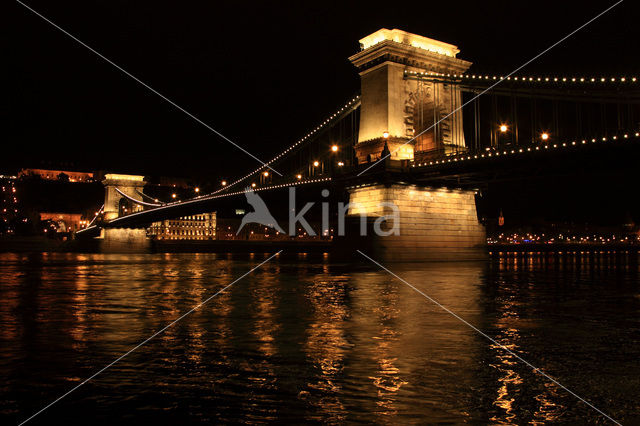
[1,252,638,424]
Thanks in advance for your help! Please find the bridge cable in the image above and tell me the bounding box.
[358,0,625,176]
[115,188,163,207]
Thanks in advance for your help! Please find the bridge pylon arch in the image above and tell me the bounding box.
[102,174,147,221]
[98,173,150,252]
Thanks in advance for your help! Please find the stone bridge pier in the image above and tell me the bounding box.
[346,29,485,261]
[347,184,486,261]
[99,173,150,252]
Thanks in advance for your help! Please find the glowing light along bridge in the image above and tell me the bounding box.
[81,29,639,261]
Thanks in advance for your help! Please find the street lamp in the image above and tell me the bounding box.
[331,145,338,152]
[541,132,549,141]
[499,124,508,133]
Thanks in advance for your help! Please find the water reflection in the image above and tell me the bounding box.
[483,252,639,423]
[0,252,638,424]
[368,283,406,416]
[302,273,349,422]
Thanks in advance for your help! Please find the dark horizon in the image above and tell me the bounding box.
[9,1,639,180]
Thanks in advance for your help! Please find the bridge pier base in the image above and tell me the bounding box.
[346,184,486,262]
[98,228,151,253]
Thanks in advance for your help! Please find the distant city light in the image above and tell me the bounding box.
[263,171,269,177]
[337,161,344,166]
[541,132,549,141]
[171,193,177,198]
[194,187,200,193]
[296,174,302,180]
[331,145,338,152]
[221,180,227,186]
[313,161,319,167]
[499,124,508,133]
[251,183,256,188]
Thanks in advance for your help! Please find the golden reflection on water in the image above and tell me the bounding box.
[208,275,233,391]
[533,382,565,424]
[489,253,595,424]
[0,254,22,343]
[252,276,279,358]
[368,291,407,416]
[349,274,410,419]
[489,258,534,425]
[1,252,637,423]
[70,263,88,345]
[237,265,281,420]
[489,332,523,425]
[303,273,349,422]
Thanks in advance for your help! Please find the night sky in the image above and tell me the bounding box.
[9,1,639,182]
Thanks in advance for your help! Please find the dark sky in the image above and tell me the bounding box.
[9,0,639,182]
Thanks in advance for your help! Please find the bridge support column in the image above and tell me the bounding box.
[99,228,150,253]
[347,184,485,261]
[98,173,150,252]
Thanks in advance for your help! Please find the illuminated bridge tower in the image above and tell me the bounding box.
[347,29,485,261]
[349,28,472,163]
[99,173,150,251]
[102,174,146,220]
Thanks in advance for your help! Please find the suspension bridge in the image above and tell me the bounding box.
[77,29,640,260]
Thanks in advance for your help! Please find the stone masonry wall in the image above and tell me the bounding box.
[347,184,486,261]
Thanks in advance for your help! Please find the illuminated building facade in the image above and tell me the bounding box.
[18,169,94,182]
[39,212,84,233]
[148,213,216,240]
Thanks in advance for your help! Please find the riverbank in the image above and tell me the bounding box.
[2,236,639,254]
[488,243,640,253]
[0,236,333,253]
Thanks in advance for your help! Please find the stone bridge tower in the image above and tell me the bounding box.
[102,174,146,221]
[349,28,471,163]
[99,173,150,252]
[346,30,485,261]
